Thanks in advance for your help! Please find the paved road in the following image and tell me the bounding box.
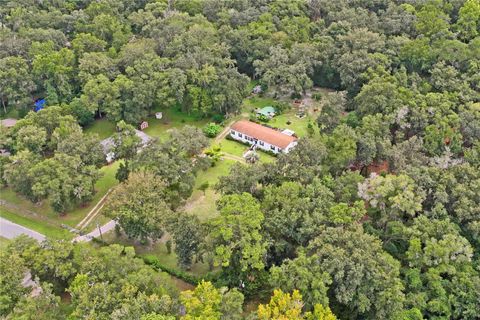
[0,217,46,241]
[0,216,116,243]
[73,220,116,242]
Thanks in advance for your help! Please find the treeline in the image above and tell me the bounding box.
[1,236,336,319]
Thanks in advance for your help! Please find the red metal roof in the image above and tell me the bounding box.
[231,120,297,149]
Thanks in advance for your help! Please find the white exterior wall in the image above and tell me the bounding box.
[229,129,295,154]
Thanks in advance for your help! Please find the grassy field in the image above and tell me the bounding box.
[0,207,72,239]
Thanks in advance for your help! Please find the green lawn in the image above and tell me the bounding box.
[144,107,211,140]
[184,159,236,220]
[242,96,277,113]
[268,111,316,138]
[84,108,212,142]
[0,207,72,239]
[84,118,116,139]
[218,139,249,158]
[217,139,276,163]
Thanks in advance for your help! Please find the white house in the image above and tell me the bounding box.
[229,120,298,154]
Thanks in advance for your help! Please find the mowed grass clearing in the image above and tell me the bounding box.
[84,118,116,139]
[144,107,211,140]
[184,159,236,220]
[84,108,212,142]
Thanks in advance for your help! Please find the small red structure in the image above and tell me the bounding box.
[139,121,149,131]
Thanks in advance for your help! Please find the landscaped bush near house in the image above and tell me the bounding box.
[212,114,224,124]
[257,114,270,122]
[203,123,222,137]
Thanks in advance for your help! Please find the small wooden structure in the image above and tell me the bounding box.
[139,121,149,130]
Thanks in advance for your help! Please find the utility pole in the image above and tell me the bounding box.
[97,222,103,241]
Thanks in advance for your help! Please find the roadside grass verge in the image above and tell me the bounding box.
[0,207,72,239]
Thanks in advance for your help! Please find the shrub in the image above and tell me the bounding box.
[257,114,270,122]
[273,101,291,114]
[212,114,224,124]
[166,240,172,254]
[203,123,222,137]
[312,92,322,101]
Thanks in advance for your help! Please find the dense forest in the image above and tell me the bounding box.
[0,0,479,319]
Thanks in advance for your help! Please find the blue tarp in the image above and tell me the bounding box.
[34,99,46,112]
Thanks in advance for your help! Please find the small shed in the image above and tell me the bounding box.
[0,118,17,128]
[256,106,276,119]
[139,121,149,130]
[252,85,262,94]
[34,99,46,112]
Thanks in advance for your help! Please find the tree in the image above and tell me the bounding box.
[323,124,357,175]
[455,0,480,41]
[198,182,209,195]
[104,171,172,242]
[254,45,315,97]
[0,249,27,316]
[271,226,405,319]
[2,150,39,201]
[168,125,210,157]
[203,123,222,137]
[257,289,337,320]
[80,74,120,118]
[8,283,62,320]
[29,153,99,213]
[215,162,266,196]
[15,125,47,154]
[132,139,197,204]
[316,91,347,133]
[180,281,243,320]
[415,2,450,38]
[269,138,327,185]
[399,216,480,319]
[244,150,260,164]
[261,180,334,263]
[71,33,107,58]
[358,173,426,228]
[209,193,267,273]
[257,289,304,320]
[31,43,76,103]
[170,213,203,270]
[68,244,175,319]
[112,120,142,162]
[0,56,35,114]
